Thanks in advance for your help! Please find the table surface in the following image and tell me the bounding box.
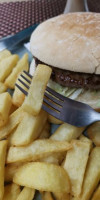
[0,0,31,2]
[0,0,99,39]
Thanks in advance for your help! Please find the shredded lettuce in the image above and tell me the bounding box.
[70,88,83,100]
[48,80,83,99]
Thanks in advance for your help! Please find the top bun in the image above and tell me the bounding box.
[30,13,100,74]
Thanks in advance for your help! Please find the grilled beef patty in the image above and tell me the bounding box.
[35,57,100,90]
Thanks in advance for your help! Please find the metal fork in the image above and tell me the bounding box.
[15,71,100,127]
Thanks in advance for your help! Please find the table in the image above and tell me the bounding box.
[0,0,99,39]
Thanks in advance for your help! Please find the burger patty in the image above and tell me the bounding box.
[35,57,100,90]
[52,68,100,90]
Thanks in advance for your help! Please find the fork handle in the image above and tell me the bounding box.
[64,0,89,13]
[93,111,100,123]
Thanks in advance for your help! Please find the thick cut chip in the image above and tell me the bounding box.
[0,82,7,93]
[39,152,65,165]
[40,154,59,165]
[7,139,72,163]
[5,162,22,182]
[10,110,47,146]
[9,104,17,115]
[0,140,7,200]
[79,135,93,150]
[13,86,25,107]
[41,192,54,200]
[0,107,25,140]
[87,122,100,146]
[0,55,19,82]
[48,114,63,124]
[78,147,100,200]
[39,122,50,139]
[46,123,84,166]
[42,123,84,165]
[70,197,77,200]
[53,192,70,200]
[64,140,91,197]
[79,134,93,144]
[12,71,30,107]
[16,187,35,200]
[91,185,100,200]
[13,162,70,193]
[0,92,12,127]
[7,128,17,147]
[5,53,29,89]
[0,49,11,62]
[51,123,84,141]
[3,183,21,200]
[22,64,52,115]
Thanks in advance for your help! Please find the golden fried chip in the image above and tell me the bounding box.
[87,122,100,146]
[10,110,47,146]
[51,123,84,141]
[64,140,91,197]
[0,82,7,93]
[16,187,35,200]
[0,140,7,199]
[3,183,21,200]
[0,107,25,140]
[7,139,72,163]
[79,135,93,150]
[39,152,65,165]
[0,49,11,62]
[79,147,100,200]
[22,64,52,115]
[53,192,70,200]
[12,71,30,107]
[48,114,63,124]
[13,162,71,193]
[9,104,17,115]
[5,162,22,182]
[0,55,19,82]
[13,86,25,107]
[39,122,50,139]
[92,185,100,200]
[0,92,12,127]
[41,192,54,200]
[5,53,29,89]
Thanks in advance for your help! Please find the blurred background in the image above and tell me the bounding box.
[0,0,100,39]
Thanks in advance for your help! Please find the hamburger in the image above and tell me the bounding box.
[30,12,100,111]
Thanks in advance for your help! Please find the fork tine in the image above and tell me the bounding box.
[44,91,63,106]
[46,86,64,101]
[43,97,61,112]
[18,78,30,89]
[21,74,31,84]
[42,103,60,119]
[23,71,32,79]
[15,83,28,96]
